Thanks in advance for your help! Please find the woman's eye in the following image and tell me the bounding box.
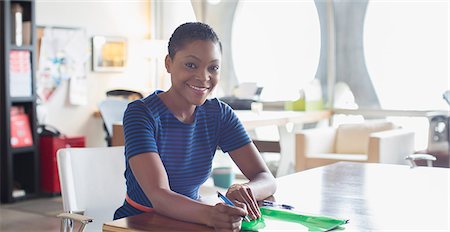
[185,63,197,69]
[209,65,220,72]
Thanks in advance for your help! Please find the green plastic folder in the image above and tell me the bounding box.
[241,207,348,232]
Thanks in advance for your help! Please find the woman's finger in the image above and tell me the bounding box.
[245,185,261,218]
[233,186,260,220]
[226,184,261,220]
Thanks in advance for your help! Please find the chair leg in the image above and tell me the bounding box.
[61,218,74,232]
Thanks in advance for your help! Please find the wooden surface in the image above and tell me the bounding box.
[111,124,124,147]
[103,162,449,231]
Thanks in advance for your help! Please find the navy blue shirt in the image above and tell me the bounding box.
[114,91,251,219]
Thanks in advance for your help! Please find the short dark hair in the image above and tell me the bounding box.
[168,22,222,59]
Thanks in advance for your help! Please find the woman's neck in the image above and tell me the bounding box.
[158,90,196,123]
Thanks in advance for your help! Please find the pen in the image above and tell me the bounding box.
[262,200,295,210]
[217,191,251,222]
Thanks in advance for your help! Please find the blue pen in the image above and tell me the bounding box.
[217,191,251,222]
[262,200,295,210]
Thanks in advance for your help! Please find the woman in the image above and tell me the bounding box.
[114,22,276,231]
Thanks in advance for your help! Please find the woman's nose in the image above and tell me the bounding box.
[195,70,211,81]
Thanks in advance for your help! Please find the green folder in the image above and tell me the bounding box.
[242,207,348,231]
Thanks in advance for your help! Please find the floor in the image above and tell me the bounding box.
[0,178,231,232]
[0,196,62,232]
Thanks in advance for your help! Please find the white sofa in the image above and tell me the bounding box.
[295,121,415,171]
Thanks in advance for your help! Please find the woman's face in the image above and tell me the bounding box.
[165,40,221,106]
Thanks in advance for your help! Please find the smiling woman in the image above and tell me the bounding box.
[114,22,276,231]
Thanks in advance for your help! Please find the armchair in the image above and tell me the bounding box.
[295,121,415,171]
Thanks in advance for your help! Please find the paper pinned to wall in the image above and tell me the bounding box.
[37,26,90,105]
[69,75,88,105]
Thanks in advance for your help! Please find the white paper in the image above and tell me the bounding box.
[69,75,87,106]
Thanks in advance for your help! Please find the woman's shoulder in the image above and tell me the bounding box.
[201,98,230,112]
[126,91,165,118]
[202,98,232,109]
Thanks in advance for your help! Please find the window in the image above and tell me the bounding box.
[231,0,321,101]
[364,0,449,110]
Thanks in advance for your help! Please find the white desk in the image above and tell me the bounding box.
[112,110,331,177]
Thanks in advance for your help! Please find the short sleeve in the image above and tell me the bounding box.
[123,100,158,159]
[217,101,251,152]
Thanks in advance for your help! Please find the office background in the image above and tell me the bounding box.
[35,0,448,150]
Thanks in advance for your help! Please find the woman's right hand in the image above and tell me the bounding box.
[207,202,248,231]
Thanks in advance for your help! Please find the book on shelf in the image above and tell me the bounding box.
[11,3,23,46]
[9,50,32,97]
[12,189,26,198]
[10,106,33,148]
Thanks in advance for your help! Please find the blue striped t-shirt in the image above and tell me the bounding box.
[114,90,251,218]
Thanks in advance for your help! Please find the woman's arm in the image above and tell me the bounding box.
[227,142,277,220]
[129,152,247,230]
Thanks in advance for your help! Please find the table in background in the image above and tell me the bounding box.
[103,162,449,231]
[112,110,331,177]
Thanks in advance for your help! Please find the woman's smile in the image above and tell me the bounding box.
[187,83,210,95]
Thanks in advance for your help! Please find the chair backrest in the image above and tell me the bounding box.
[57,146,126,231]
[335,121,395,154]
[106,89,143,100]
[98,98,129,138]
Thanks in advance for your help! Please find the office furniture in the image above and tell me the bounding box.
[111,123,125,147]
[295,121,415,171]
[0,0,40,203]
[111,110,332,176]
[57,146,126,232]
[421,113,450,168]
[98,98,129,146]
[238,110,331,176]
[39,136,85,194]
[106,89,143,101]
[103,162,449,231]
[405,153,436,168]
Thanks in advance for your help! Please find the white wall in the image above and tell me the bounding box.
[36,1,152,147]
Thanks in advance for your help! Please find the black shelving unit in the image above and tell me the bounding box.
[1,0,39,203]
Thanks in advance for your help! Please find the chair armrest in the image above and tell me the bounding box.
[368,129,415,164]
[57,212,93,224]
[57,212,93,232]
[295,127,337,171]
[405,153,436,168]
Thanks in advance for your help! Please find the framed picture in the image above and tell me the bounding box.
[92,36,127,72]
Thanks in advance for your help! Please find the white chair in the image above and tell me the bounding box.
[98,98,129,146]
[295,121,415,171]
[56,146,126,232]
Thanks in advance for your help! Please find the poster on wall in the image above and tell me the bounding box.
[92,36,127,72]
[37,26,90,105]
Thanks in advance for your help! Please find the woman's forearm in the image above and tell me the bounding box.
[245,171,277,200]
[150,188,213,226]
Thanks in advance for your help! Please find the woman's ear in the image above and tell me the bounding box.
[164,55,172,73]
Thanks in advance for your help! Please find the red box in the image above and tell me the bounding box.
[39,136,85,194]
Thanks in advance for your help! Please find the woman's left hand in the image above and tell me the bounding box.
[226,184,261,220]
